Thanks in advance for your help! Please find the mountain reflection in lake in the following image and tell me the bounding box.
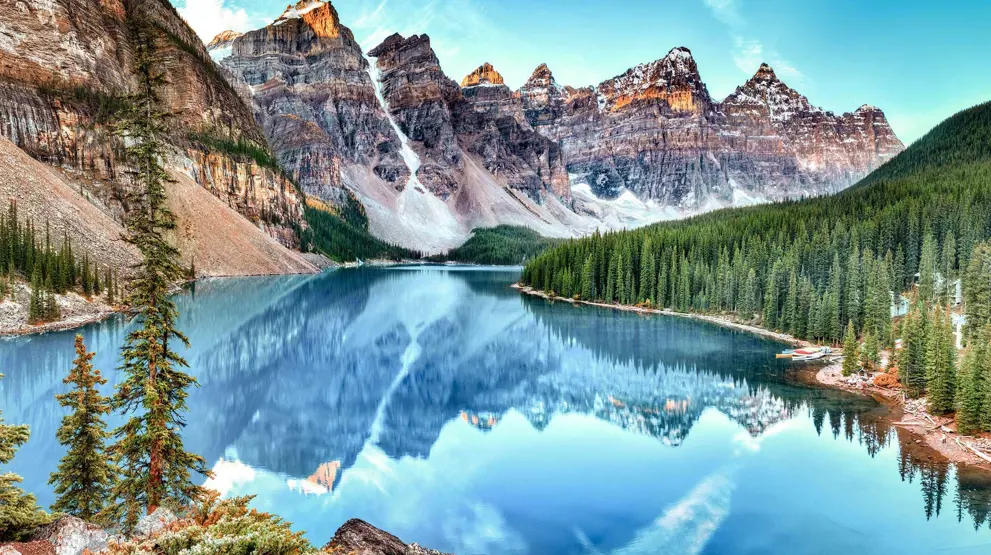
[2,267,991,554]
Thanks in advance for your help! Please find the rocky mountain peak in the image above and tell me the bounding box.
[754,62,778,81]
[272,0,343,39]
[208,30,243,49]
[856,104,882,114]
[461,63,506,87]
[724,62,821,121]
[523,63,562,91]
[596,46,711,114]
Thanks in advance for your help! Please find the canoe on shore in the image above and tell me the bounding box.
[779,346,832,361]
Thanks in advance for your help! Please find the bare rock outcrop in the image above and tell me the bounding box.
[323,519,451,555]
[30,517,108,555]
[520,50,904,207]
[0,0,308,249]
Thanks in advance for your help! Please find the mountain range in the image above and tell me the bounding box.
[0,0,903,264]
[207,0,902,252]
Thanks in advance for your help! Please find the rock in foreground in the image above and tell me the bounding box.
[324,519,451,555]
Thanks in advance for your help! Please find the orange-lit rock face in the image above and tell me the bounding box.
[520,48,903,209]
[609,88,700,114]
[307,461,341,490]
[461,63,506,87]
[208,30,243,49]
[301,3,342,40]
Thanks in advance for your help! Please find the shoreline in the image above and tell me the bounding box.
[513,284,814,347]
[515,283,991,473]
[0,267,325,338]
[0,309,124,338]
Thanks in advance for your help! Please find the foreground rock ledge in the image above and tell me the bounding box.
[324,519,451,555]
[0,515,451,555]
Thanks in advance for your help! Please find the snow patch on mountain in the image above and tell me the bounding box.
[275,0,328,24]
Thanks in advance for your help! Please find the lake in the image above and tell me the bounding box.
[2,267,991,554]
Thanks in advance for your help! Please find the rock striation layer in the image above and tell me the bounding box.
[0,0,308,253]
[217,7,583,252]
[520,50,904,207]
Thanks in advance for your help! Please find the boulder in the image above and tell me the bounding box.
[323,519,451,555]
[133,508,177,538]
[30,517,107,555]
[0,543,55,555]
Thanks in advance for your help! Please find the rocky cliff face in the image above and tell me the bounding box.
[218,0,408,202]
[522,50,903,207]
[207,4,901,249]
[366,33,462,197]
[0,0,307,251]
[216,6,582,252]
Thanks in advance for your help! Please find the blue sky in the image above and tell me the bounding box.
[173,0,991,144]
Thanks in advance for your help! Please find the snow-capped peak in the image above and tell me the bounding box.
[461,63,506,88]
[275,0,329,25]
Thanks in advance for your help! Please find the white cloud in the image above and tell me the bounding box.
[703,0,743,28]
[703,1,807,84]
[176,0,255,43]
[731,36,805,83]
[731,37,763,74]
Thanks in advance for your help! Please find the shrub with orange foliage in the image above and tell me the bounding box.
[873,369,901,389]
[108,491,313,555]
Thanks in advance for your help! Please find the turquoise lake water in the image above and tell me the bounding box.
[2,267,991,554]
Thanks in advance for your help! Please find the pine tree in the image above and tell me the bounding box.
[605,252,617,302]
[861,330,881,372]
[846,245,862,331]
[964,241,991,341]
[638,237,655,305]
[28,268,43,324]
[925,307,957,414]
[106,19,208,530]
[941,231,957,302]
[783,268,798,335]
[581,256,595,300]
[902,302,929,398]
[0,374,47,541]
[50,335,115,520]
[842,320,859,376]
[918,233,938,303]
[81,253,92,297]
[956,327,988,435]
[106,268,116,306]
[741,268,759,321]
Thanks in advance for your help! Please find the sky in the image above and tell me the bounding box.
[171,0,991,144]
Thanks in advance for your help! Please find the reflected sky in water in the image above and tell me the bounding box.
[2,267,991,554]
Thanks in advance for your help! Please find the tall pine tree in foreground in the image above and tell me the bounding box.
[50,335,115,521]
[106,18,207,530]
[0,374,47,541]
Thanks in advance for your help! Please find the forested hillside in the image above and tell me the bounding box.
[302,196,420,262]
[522,101,991,346]
[433,226,563,265]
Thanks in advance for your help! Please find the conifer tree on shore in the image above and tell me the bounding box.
[842,321,860,376]
[50,335,115,521]
[106,17,207,530]
[956,326,989,435]
[0,374,46,541]
[925,307,957,414]
[902,302,929,398]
